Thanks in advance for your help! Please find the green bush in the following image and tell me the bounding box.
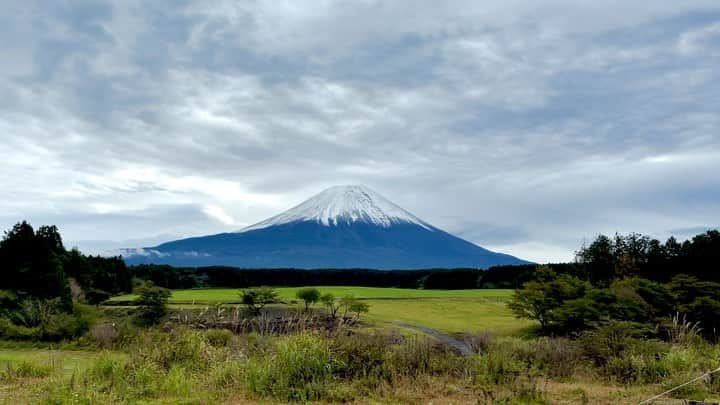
[85,288,111,305]
[579,321,657,365]
[472,349,527,386]
[0,301,93,342]
[245,332,335,401]
[134,283,171,326]
[0,317,39,340]
[204,328,234,347]
[296,287,321,311]
[331,332,390,382]
[240,287,278,316]
[528,337,582,379]
[130,329,225,372]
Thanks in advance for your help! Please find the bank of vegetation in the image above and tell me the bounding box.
[1,221,719,403]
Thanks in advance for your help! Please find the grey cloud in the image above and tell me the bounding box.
[1,1,719,262]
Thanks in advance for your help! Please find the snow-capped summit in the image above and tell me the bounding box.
[241,185,432,232]
[124,185,531,269]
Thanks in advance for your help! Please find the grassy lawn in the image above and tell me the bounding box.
[109,287,532,334]
[364,298,535,335]
[110,286,514,304]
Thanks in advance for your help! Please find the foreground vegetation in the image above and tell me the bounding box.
[1,325,719,403]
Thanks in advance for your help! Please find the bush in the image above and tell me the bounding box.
[529,337,582,379]
[134,283,171,326]
[246,332,335,401]
[41,312,88,341]
[90,323,120,347]
[472,348,527,387]
[320,293,340,318]
[331,332,390,382]
[0,301,93,342]
[240,287,278,316]
[130,329,225,372]
[296,288,321,311]
[203,329,234,347]
[85,288,111,305]
[579,321,657,365]
[0,318,39,340]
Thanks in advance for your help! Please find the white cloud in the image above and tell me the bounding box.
[202,205,235,226]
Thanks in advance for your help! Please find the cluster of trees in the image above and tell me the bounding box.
[0,221,131,304]
[510,230,720,341]
[0,222,132,340]
[575,231,720,284]
[239,286,369,319]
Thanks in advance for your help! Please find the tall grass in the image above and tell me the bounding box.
[5,327,719,403]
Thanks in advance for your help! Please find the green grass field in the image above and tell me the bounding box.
[111,286,514,303]
[365,298,534,335]
[110,287,532,334]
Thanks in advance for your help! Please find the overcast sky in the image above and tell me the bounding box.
[2,1,719,263]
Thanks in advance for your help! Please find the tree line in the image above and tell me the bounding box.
[126,264,557,290]
[0,221,131,340]
[510,230,720,341]
[0,221,131,304]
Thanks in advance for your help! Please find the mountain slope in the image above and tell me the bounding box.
[123,185,530,269]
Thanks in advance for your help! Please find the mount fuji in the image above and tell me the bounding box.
[123,185,530,269]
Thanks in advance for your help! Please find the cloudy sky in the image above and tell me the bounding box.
[2,1,719,263]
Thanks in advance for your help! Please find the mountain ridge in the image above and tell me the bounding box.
[123,185,530,269]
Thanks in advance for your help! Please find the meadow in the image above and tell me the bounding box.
[111,286,514,303]
[3,285,720,403]
[109,287,529,335]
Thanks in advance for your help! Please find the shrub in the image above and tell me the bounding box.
[134,283,171,325]
[320,293,340,318]
[0,290,18,311]
[90,323,120,347]
[683,297,720,341]
[85,288,111,305]
[41,312,88,341]
[240,287,278,316]
[0,318,39,340]
[529,337,582,379]
[508,267,589,332]
[579,321,657,365]
[204,328,234,347]
[472,349,527,387]
[296,288,321,312]
[331,332,390,382]
[130,329,224,373]
[245,332,335,401]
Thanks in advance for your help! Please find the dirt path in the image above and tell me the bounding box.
[392,322,475,356]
